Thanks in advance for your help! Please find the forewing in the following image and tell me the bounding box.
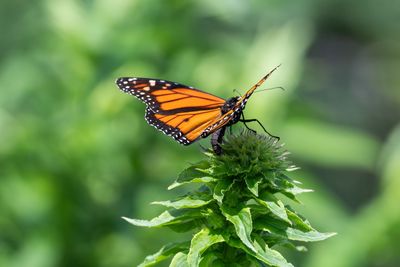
[115,78,225,114]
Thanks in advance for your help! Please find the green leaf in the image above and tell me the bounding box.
[170,252,189,267]
[286,208,314,232]
[168,161,216,190]
[255,193,291,224]
[138,242,189,267]
[279,241,308,252]
[276,173,298,183]
[254,211,335,242]
[244,175,263,196]
[202,207,226,229]
[245,254,264,266]
[259,222,336,242]
[284,184,313,195]
[281,191,301,203]
[152,195,212,209]
[221,207,256,252]
[227,238,293,267]
[273,177,312,203]
[122,209,200,228]
[168,177,217,190]
[199,252,218,267]
[253,215,286,231]
[167,220,199,233]
[187,229,224,266]
[192,160,211,170]
[286,166,300,172]
[252,237,294,267]
[285,228,336,242]
[213,179,234,203]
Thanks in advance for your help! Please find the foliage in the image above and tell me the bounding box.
[1,0,400,267]
[124,132,335,266]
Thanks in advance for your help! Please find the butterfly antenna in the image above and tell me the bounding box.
[254,86,286,93]
[233,89,242,95]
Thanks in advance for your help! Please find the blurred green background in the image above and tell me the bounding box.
[1,0,400,266]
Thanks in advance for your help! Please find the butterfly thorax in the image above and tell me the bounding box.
[221,97,239,113]
[222,96,242,125]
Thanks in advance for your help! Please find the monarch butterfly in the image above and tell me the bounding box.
[116,65,280,154]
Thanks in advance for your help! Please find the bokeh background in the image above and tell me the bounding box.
[1,0,400,266]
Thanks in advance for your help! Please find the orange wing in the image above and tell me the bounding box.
[116,77,226,144]
[116,78,225,114]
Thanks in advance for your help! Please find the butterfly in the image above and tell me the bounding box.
[115,65,280,154]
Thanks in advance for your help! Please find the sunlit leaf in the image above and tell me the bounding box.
[257,219,336,242]
[169,252,189,267]
[137,242,189,267]
[244,175,263,196]
[213,179,234,203]
[286,208,313,231]
[221,207,255,252]
[187,229,224,266]
[152,195,212,209]
[122,209,200,228]
[252,237,294,267]
[227,237,293,267]
[168,177,217,190]
[168,162,216,189]
[286,228,336,242]
[255,198,291,224]
[284,185,313,195]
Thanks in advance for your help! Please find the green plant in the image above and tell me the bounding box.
[124,131,335,266]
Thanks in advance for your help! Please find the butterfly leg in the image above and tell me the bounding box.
[239,117,280,141]
[240,120,257,134]
[211,127,226,155]
[239,114,256,134]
